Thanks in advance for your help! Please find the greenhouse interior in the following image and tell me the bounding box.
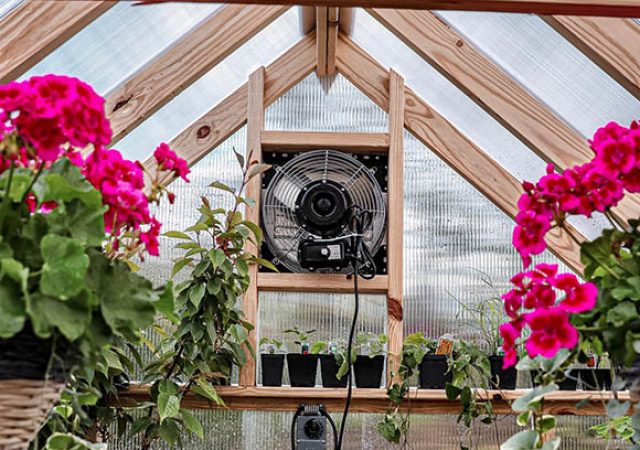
[1,0,640,449]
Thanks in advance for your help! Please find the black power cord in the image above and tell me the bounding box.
[336,206,375,450]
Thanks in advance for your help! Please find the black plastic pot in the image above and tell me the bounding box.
[287,353,318,387]
[353,355,384,388]
[0,325,76,381]
[419,354,452,389]
[319,354,348,388]
[579,368,612,391]
[489,355,517,390]
[531,369,579,390]
[261,354,285,387]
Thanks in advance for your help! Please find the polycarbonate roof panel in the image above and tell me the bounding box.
[438,11,640,137]
[116,8,302,162]
[352,9,608,240]
[21,2,221,93]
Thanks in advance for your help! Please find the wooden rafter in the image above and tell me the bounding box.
[543,16,640,100]
[143,34,316,186]
[370,8,640,226]
[105,4,289,145]
[0,0,114,84]
[136,0,640,17]
[336,34,586,273]
[327,7,339,75]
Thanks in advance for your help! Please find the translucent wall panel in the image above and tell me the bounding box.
[258,292,387,386]
[351,10,609,242]
[117,9,302,162]
[22,3,220,94]
[109,410,618,449]
[437,11,640,137]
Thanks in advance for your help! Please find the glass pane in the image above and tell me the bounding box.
[437,11,640,138]
[21,3,220,94]
[116,8,302,162]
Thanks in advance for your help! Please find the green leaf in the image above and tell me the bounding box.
[164,231,192,240]
[209,181,235,194]
[27,292,91,341]
[209,249,226,269]
[445,383,461,400]
[607,301,637,327]
[171,257,193,278]
[233,148,245,168]
[0,171,31,202]
[87,251,157,340]
[512,384,558,412]
[193,377,224,406]
[240,220,262,243]
[181,409,204,439]
[158,419,181,446]
[189,283,205,308]
[158,393,180,422]
[0,258,28,293]
[156,282,178,324]
[45,433,107,450]
[40,234,89,300]
[255,257,277,272]
[500,430,538,450]
[0,278,25,338]
[516,411,532,427]
[538,415,557,433]
[159,379,180,396]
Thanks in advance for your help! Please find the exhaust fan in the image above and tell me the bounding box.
[261,149,387,274]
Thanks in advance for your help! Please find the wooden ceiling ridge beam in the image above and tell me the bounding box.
[0,0,115,84]
[105,4,290,145]
[369,8,640,226]
[136,0,640,18]
[543,15,640,101]
[143,33,317,187]
[335,33,585,273]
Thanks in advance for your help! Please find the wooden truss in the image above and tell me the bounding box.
[3,0,640,412]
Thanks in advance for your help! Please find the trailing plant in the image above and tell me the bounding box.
[445,340,495,450]
[378,332,435,447]
[126,153,272,450]
[284,326,317,352]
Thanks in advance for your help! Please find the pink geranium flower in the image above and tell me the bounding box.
[524,308,578,359]
[154,143,190,182]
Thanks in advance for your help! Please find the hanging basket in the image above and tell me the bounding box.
[0,326,75,450]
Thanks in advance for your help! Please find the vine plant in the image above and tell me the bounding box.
[131,152,273,449]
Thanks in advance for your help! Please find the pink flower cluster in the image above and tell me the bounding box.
[0,75,190,259]
[0,75,111,160]
[500,264,597,367]
[513,120,640,267]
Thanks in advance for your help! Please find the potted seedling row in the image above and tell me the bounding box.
[284,327,318,387]
[259,337,286,387]
[311,340,348,388]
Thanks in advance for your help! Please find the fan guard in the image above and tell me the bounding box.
[262,149,386,273]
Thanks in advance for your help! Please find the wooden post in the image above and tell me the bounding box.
[386,70,404,385]
[326,7,339,75]
[316,7,328,76]
[240,67,265,387]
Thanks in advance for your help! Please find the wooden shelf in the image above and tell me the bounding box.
[118,385,628,416]
[257,272,388,294]
[261,130,390,153]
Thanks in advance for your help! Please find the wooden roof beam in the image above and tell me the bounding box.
[316,6,339,76]
[336,34,585,273]
[105,4,289,145]
[143,33,316,187]
[369,8,640,227]
[0,0,115,84]
[543,16,640,101]
[136,0,640,17]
